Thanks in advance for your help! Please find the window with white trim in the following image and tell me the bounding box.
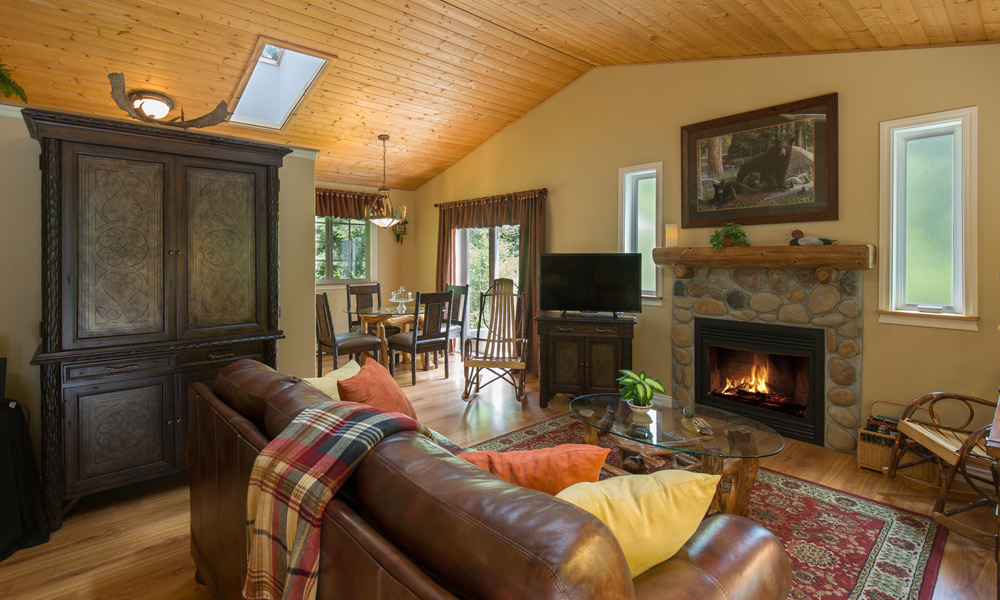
[619,162,662,298]
[315,216,371,283]
[878,107,977,330]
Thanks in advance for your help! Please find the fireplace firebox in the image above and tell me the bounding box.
[694,318,824,445]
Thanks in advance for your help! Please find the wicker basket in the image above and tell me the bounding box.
[857,399,940,485]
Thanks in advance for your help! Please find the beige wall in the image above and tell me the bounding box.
[413,44,1000,409]
[277,153,320,378]
[0,109,43,452]
[0,107,318,453]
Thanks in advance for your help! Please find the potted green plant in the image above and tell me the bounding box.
[617,369,665,414]
[709,222,749,251]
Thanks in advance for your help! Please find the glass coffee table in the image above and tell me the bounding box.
[569,393,785,516]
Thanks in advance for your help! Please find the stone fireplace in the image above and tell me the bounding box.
[669,267,864,452]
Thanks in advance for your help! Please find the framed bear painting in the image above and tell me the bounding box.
[680,93,838,228]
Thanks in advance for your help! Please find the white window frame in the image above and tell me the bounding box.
[878,107,978,331]
[618,162,662,302]
[315,216,375,285]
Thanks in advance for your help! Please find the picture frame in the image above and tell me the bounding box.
[680,93,838,229]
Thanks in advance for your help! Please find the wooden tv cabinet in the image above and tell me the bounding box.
[535,312,636,408]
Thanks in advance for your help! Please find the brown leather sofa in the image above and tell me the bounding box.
[188,359,791,600]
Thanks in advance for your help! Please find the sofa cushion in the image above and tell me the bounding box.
[556,470,720,578]
[212,359,300,428]
[263,383,336,439]
[302,360,362,401]
[337,360,417,419]
[458,444,609,495]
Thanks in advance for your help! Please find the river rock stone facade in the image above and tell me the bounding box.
[671,268,863,452]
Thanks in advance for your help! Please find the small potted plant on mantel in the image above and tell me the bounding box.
[709,222,749,251]
[617,369,665,414]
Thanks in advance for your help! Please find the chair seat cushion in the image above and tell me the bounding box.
[337,360,418,419]
[335,331,382,352]
[556,470,721,578]
[458,444,609,495]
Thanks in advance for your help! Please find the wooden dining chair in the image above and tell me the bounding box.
[346,282,401,338]
[884,390,999,545]
[387,290,453,385]
[445,284,469,354]
[461,279,527,403]
[316,292,382,375]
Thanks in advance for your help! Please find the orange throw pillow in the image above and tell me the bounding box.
[336,360,418,420]
[458,445,610,495]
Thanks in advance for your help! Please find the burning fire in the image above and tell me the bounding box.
[720,357,771,395]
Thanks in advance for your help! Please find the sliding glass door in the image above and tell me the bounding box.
[455,225,519,324]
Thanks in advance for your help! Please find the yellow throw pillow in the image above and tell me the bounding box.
[302,359,362,401]
[555,470,720,578]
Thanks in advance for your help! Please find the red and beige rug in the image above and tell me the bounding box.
[470,413,947,600]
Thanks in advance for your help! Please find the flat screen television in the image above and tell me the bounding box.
[539,253,642,315]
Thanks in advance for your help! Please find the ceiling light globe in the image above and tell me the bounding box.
[133,97,172,119]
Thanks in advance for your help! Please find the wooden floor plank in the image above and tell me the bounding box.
[0,353,993,598]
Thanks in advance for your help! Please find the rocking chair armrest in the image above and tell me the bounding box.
[901,392,996,431]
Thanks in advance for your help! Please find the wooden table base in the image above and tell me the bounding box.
[587,427,760,516]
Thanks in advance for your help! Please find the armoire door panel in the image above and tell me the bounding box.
[64,375,175,494]
[183,166,262,334]
[75,154,169,343]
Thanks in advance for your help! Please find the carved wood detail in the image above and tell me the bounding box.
[78,155,164,338]
[39,362,64,529]
[266,165,280,332]
[187,168,255,328]
[78,384,164,480]
[41,138,62,354]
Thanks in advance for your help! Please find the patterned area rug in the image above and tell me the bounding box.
[471,413,947,600]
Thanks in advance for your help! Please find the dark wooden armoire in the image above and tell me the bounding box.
[25,109,290,529]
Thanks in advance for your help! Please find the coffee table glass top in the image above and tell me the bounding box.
[569,393,785,459]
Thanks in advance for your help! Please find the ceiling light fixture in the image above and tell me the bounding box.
[128,90,174,120]
[108,72,231,129]
[366,134,406,229]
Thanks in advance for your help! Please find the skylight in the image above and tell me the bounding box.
[231,44,326,130]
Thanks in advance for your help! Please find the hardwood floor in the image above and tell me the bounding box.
[0,353,994,599]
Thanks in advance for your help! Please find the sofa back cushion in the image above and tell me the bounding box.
[213,359,335,437]
[353,432,636,600]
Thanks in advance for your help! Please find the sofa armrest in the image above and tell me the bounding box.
[631,514,791,600]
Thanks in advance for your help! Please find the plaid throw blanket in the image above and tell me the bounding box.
[243,403,428,600]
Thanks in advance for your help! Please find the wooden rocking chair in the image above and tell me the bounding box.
[462,279,527,403]
[884,390,999,546]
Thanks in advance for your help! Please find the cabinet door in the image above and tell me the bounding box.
[178,160,268,338]
[67,147,174,348]
[585,338,622,392]
[546,336,586,394]
[63,374,175,495]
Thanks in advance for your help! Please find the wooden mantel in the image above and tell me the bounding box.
[652,245,876,283]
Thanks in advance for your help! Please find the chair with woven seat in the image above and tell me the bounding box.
[387,290,453,385]
[316,292,382,375]
[884,390,999,545]
[461,278,527,403]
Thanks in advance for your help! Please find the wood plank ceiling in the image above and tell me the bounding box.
[2,0,998,189]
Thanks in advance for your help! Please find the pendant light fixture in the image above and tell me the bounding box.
[366,134,406,229]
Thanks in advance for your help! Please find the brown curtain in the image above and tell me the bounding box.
[435,188,547,375]
[316,188,377,219]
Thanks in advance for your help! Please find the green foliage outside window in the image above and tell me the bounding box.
[465,225,520,326]
[315,216,368,282]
